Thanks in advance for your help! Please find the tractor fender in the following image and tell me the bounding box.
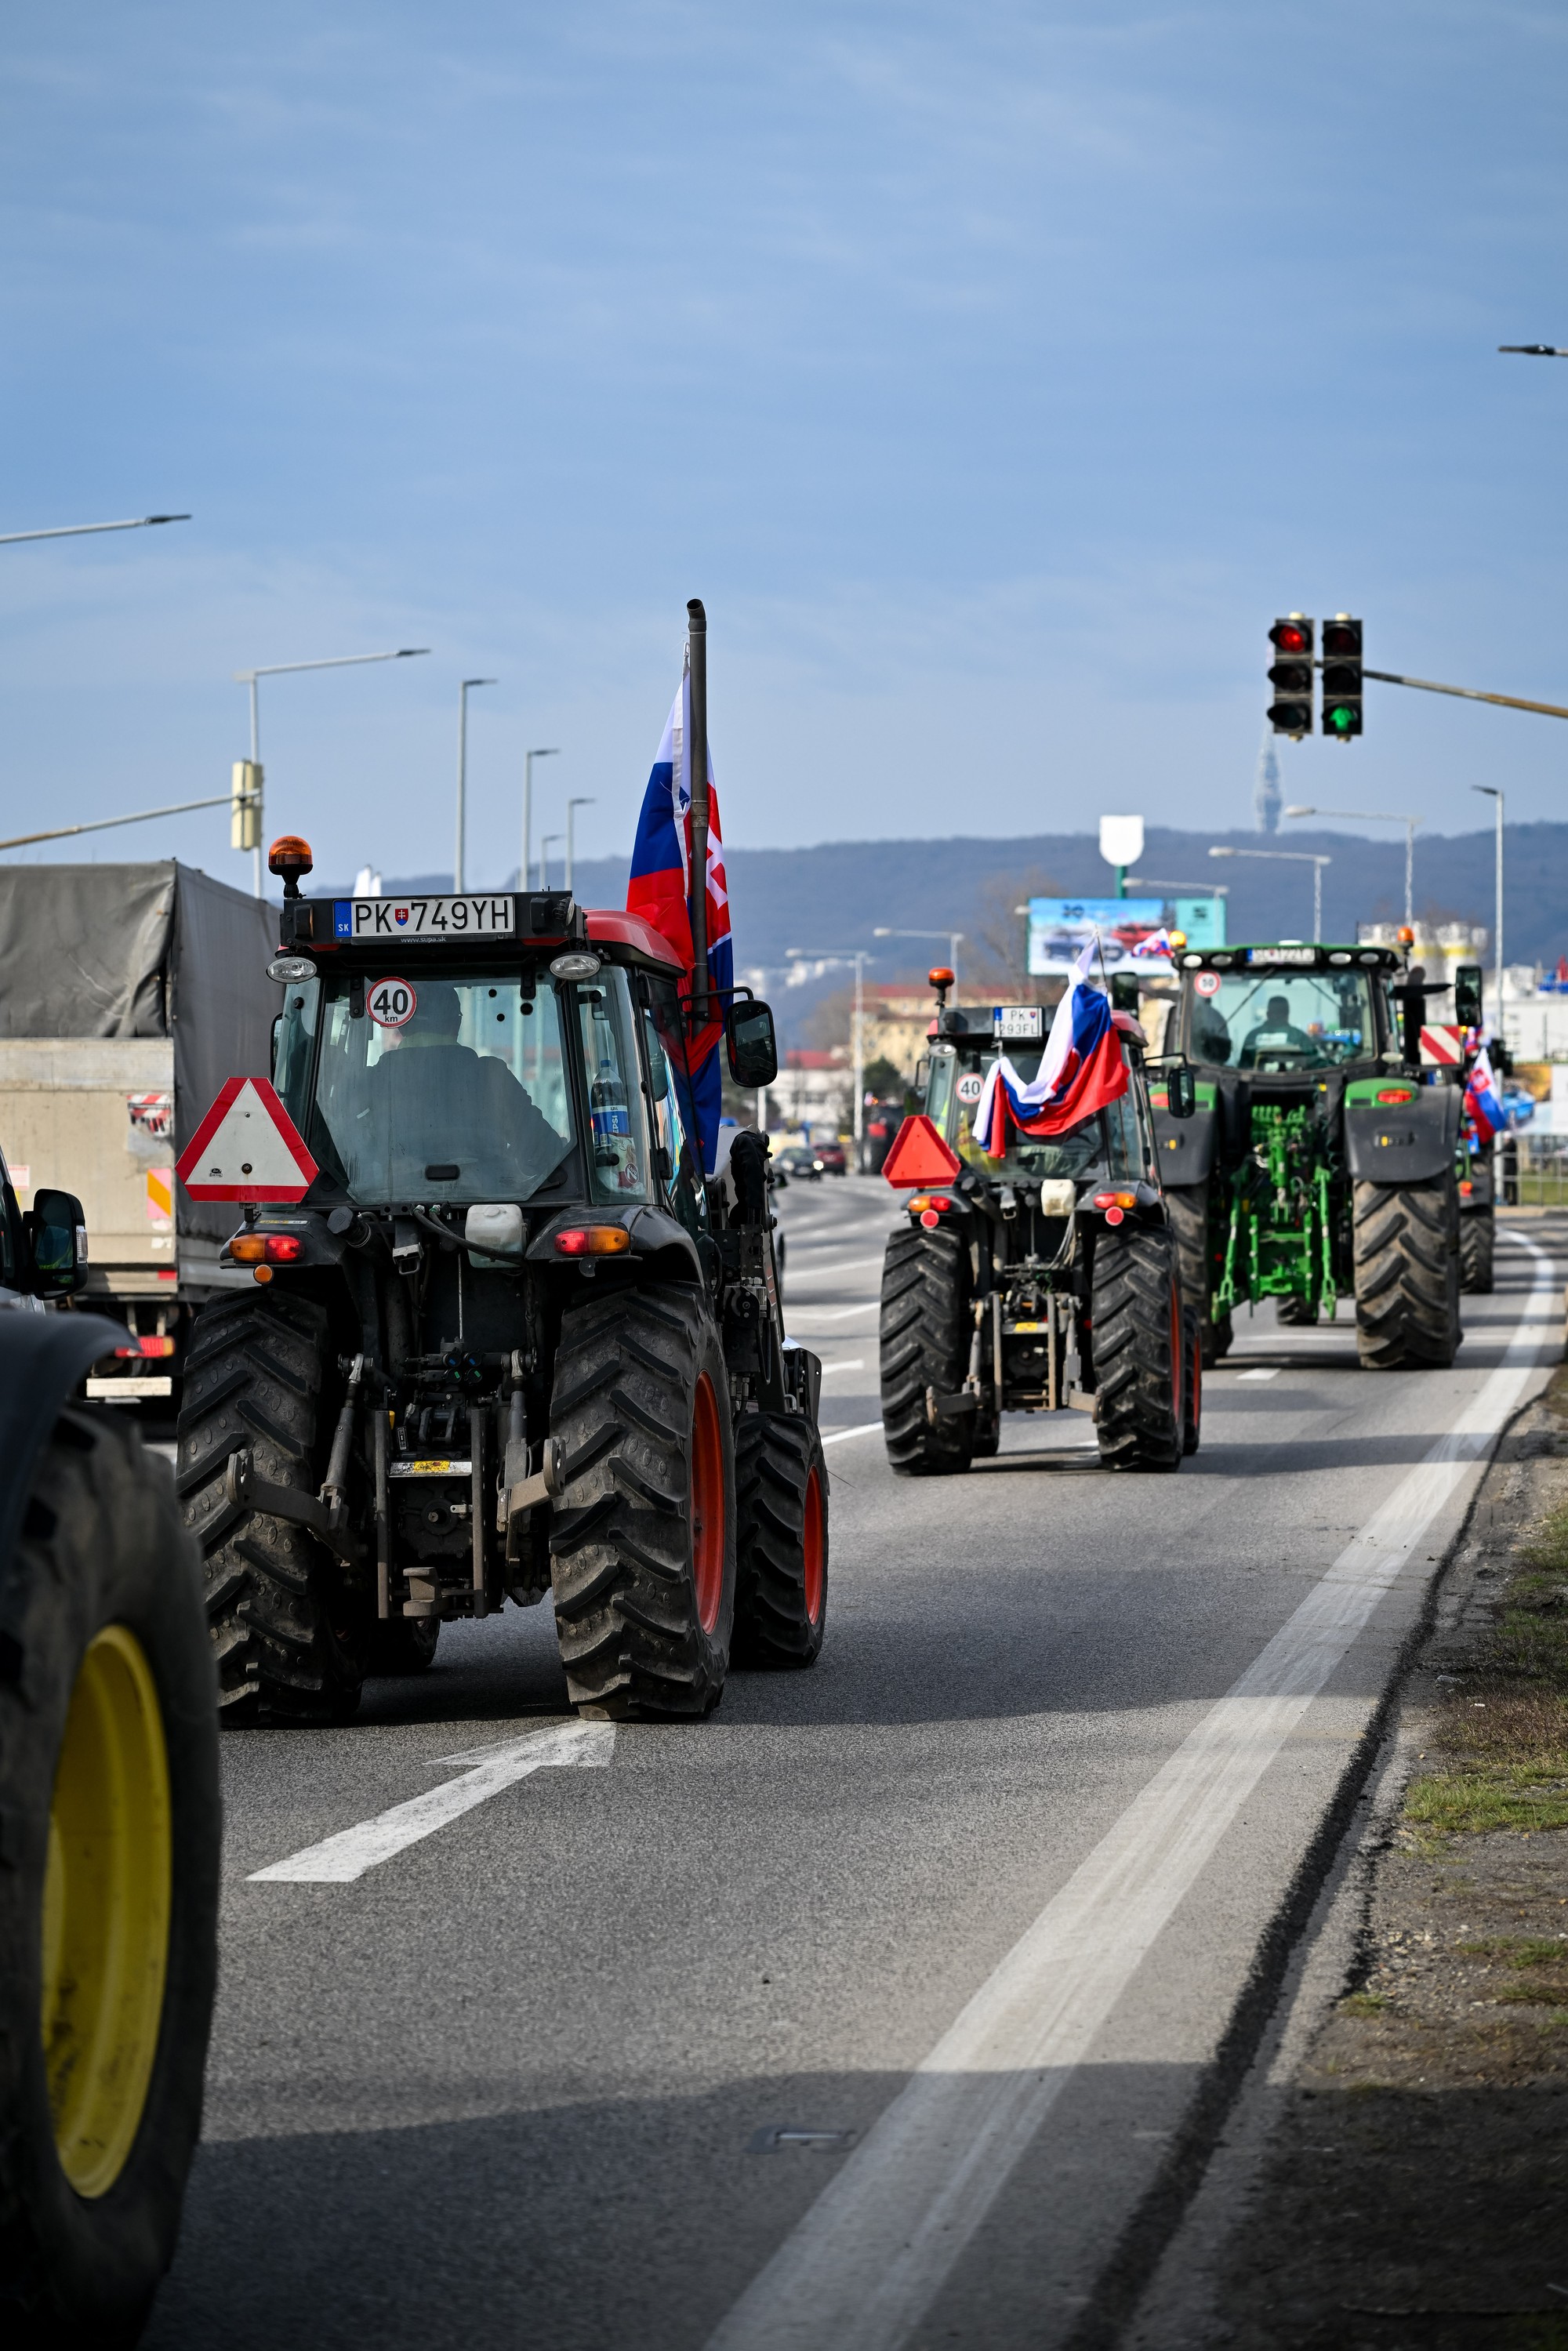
[1345,1086,1461,1187]
[0,1310,124,1591]
[1152,1105,1215,1187]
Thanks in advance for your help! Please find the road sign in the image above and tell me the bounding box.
[176,1076,319,1203]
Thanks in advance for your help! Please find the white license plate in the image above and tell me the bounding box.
[994,1005,1044,1039]
[334,896,515,941]
[1246,946,1316,966]
[86,1375,173,1399]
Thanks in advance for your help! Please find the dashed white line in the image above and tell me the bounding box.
[818,1359,866,1377]
[1236,1367,1279,1382]
[707,1239,1558,2351]
[821,1420,883,1448]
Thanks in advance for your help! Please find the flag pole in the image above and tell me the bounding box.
[686,598,710,1027]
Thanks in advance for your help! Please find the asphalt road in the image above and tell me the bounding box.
[146,1179,1564,2351]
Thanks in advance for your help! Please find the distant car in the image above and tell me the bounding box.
[815,1141,848,1176]
[775,1146,824,1181]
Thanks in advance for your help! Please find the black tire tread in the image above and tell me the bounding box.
[1352,1174,1461,1369]
[1164,1181,1232,1364]
[1459,1212,1494,1296]
[733,1412,828,1667]
[1093,1224,1183,1471]
[879,1223,974,1475]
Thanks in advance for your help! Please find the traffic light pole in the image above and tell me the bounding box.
[0,793,229,854]
[1323,660,1568,724]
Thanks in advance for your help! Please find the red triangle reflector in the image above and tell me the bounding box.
[882,1114,961,1189]
[176,1076,319,1203]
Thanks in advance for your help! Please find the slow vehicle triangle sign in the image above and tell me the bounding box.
[175,1077,319,1203]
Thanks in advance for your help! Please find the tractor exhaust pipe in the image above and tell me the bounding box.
[687,598,710,1027]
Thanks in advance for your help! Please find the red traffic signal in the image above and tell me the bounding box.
[1268,615,1315,737]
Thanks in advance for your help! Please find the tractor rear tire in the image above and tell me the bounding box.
[1164,1181,1232,1365]
[1459,1212,1495,1296]
[549,1284,736,1718]
[1093,1224,1184,1471]
[0,1408,220,2349]
[1181,1303,1202,1456]
[1275,1295,1319,1326]
[1352,1174,1461,1370]
[176,1290,368,1725]
[732,1412,828,1668]
[368,1617,441,1674]
[879,1224,975,1475]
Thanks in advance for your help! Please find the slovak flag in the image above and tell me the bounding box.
[1464,1043,1506,1145]
[971,941,1128,1155]
[1131,927,1172,959]
[627,655,734,1172]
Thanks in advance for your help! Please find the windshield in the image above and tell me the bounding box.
[1183,970,1376,1071]
[927,1042,1148,1181]
[276,967,604,1206]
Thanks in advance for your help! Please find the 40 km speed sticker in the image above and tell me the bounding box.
[956,1072,985,1105]
[367,977,417,1028]
[1193,971,1221,998]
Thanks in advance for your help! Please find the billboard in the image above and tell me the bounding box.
[1027,898,1167,978]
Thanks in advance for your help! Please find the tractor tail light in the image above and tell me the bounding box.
[229,1232,303,1264]
[554,1226,631,1257]
[1376,1087,1414,1104]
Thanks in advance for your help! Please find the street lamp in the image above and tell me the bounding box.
[539,833,564,889]
[1472,786,1505,1037]
[1499,344,1568,357]
[235,646,430,898]
[523,748,559,891]
[0,512,190,546]
[788,946,876,1151]
[873,927,964,1001]
[1283,804,1420,928]
[1208,846,1332,942]
[455,678,497,894]
[565,797,597,892]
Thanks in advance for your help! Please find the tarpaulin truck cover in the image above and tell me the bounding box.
[0,862,278,1279]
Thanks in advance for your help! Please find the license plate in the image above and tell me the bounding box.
[86,1375,173,1399]
[334,896,516,941]
[1245,946,1316,966]
[994,1005,1044,1039]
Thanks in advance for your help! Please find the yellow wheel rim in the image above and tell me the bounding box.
[41,1625,172,2199]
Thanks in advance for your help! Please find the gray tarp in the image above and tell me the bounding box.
[0,862,281,1240]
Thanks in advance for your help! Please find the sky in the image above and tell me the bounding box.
[3,2,1566,894]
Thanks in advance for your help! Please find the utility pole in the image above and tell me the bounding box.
[565,797,596,892]
[237,646,429,897]
[788,945,874,1151]
[686,600,710,1026]
[1473,786,1504,1038]
[454,677,496,894]
[523,747,558,891]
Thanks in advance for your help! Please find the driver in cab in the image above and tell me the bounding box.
[368,980,561,1178]
[1240,992,1316,1068]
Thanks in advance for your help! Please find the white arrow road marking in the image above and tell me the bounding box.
[707,1239,1558,2351]
[248,1720,614,1884]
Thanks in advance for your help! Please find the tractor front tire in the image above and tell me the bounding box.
[1353,1175,1461,1369]
[1459,1212,1495,1296]
[549,1284,736,1719]
[0,1409,220,2349]
[1275,1295,1319,1327]
[1164,1181,1232,1365]
[880,1224,975,1475]
[733,1412,828,1668]
[1093,1224,1184,1471]
[176,1290,368,1725]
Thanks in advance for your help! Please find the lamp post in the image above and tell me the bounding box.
[565,797,596,892]
[1472,786,1505,1037]
[235,646,430,898]
[539,834,564,889]
[1208,846,1331,942]
[873,927,964,1001]
[788,946,874,1151]
[0,513,190,546]
[454,677,496,893]
[1283,804,1420,928]
[523,748,559,891]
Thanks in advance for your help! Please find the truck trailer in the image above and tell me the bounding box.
[0,861,278,1406]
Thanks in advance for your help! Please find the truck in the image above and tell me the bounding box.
[0,1143,220,2345]
[877,973,1200,1474]
[0,862,279,1409]
[174,841,827,1725]
[1152,941,1470,1369]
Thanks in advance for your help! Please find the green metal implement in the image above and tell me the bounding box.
[1215,1101,1336,1321]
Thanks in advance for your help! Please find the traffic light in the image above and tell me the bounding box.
[1320,615,1363,740]
[230,760,263,851]
[1267,615,1314,737]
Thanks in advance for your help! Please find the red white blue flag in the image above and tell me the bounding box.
[627,658,734,1172]
[971,942,1127,1155]
[1464,1043,1506,1145]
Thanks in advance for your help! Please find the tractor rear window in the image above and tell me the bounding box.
[927,1043,1144,1181]
[1184,971,1374,1072]
[296,970,576,1206]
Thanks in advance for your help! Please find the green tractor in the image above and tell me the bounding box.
[1152,943,1475,1370]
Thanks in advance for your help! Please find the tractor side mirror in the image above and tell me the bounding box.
[727,1000,778,1089]
[27,1188,89,1298]
[1110,973,1140,1014]
[1454,965,1484,1031]
[1165,1064,1196,1119]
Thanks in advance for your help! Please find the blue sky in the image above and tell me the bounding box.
[3,2,1566,891]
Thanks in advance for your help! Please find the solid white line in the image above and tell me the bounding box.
[1236,1367,1279,1382]
[248,1721,614,1883]
[706,1239,1558,2351]
[818,1359,866,1376]
[821,1420,883,1447]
